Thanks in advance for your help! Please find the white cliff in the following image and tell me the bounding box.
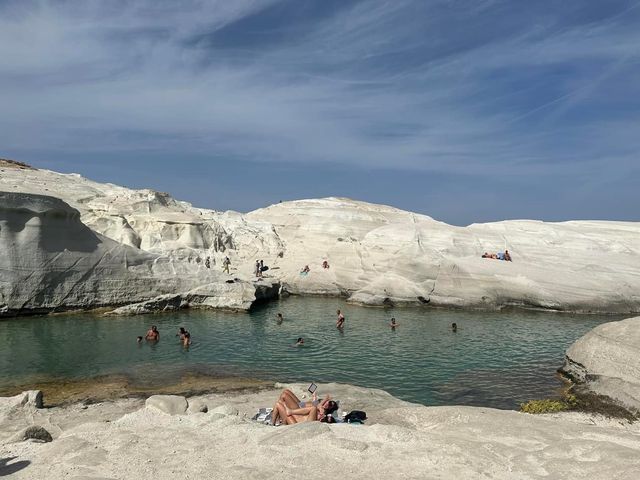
[0,187,277,315]
[1,160,640,314]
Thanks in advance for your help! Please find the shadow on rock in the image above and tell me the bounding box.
[0,457,31,477]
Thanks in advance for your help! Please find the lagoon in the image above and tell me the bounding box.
[0,297,618,409]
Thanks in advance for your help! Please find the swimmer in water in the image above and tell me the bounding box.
[389,317,398,328]
[136,336,143,344]
[336,309,345,329]
[145,325,160,342]
[451,322,458,333]
[295,337,304,346]
[276,313,284,325]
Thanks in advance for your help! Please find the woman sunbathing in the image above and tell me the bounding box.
[271,388,338,425]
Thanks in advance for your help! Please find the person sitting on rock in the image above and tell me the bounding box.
[300,265,310,274]
[322,260,330,269]
[145,325,159,342]
[271,389,338,425]
[504,250,512,261]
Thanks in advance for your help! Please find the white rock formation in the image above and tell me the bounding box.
[2,161,640,314]
[1,384,639,479]
[0,190,276,315]
[563,316,640,412]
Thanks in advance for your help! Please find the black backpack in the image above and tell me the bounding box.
[344,410,367,423]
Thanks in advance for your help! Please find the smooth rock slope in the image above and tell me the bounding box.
[563,316,640,412]
[1,383,639,479]
[2,161,640,314]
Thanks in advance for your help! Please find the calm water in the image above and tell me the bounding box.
[0,297,619,409]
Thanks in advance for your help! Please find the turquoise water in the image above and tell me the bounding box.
[0,297,619,409]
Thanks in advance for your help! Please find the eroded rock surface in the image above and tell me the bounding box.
[1,384,639,479]
[2,165,640,314]
[562,316,640,412]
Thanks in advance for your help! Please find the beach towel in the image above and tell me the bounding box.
[252,407,273,424]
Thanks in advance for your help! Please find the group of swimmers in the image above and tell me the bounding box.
[136,325,191,347]
[283,310,458,346]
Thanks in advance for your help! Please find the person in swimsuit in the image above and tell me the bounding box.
[276,313,284,324]
[294,337,304,346]
[451,322,458,333]
[389,317,398,328]
[271,389,338,425]
[336,309,345,329]
[145,325,160,341]
[177,327,191,346]
[136,336,143,344]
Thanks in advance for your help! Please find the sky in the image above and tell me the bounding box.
[1,0,639,225]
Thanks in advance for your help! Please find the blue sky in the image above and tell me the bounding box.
[1,0,639,225]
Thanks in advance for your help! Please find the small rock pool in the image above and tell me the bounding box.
[0,297,623,409]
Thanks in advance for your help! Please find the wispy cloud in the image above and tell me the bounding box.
[1,0,639,184]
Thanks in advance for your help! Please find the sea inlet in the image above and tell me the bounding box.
[0,297,621,409]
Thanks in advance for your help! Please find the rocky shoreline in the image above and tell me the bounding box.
[2,381,640,479]
[1,313,639,478]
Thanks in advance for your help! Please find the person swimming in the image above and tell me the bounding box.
[389,317,398,328]
[177,327,191,346]
[145,325,159,341]
[336,309,345,329]
[276,313,284,324]
[136,336,143,344]
[295,337,304,346]
[451,322,458,332]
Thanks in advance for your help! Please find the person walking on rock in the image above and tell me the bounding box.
[223,256,231,274]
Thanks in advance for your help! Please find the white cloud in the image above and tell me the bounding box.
[0,0,639,181]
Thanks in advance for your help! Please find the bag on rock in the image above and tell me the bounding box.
[344,410,367,424]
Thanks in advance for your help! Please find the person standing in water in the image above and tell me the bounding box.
[336,309,345,329]
[389,317,398,328]
[451,322,458,333]
[276,313,284,325]
[145,325,160,342]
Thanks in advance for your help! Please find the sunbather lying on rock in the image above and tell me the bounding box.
[271,388,338,425]
[482,250,513,261]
